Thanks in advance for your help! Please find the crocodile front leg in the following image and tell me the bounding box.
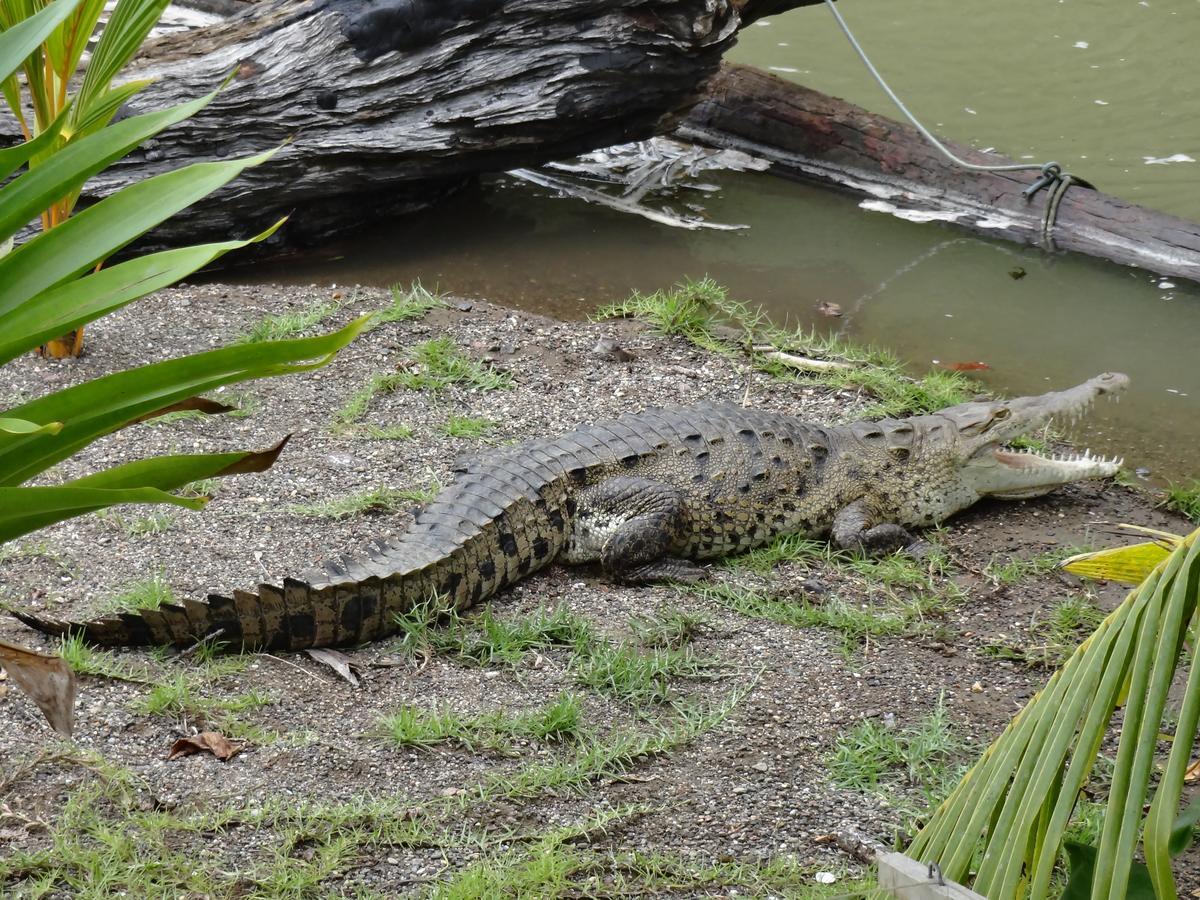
[831,499,916,555]
[575,476,706,584]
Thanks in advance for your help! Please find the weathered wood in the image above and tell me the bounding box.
[1,0,820,248]
[681,63,1200,284]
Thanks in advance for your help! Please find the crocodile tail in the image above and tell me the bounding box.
[9,573,412,651]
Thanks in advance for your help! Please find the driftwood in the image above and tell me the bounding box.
[681,63,1200,284]
[0,0,819,247]
[10,0,1199,283]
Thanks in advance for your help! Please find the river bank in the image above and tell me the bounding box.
[0,281,1193,895]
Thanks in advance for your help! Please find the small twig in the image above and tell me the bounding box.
[178,628,226,659]
[256,652,334,685]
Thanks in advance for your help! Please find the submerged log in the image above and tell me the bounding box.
[681,62,1200,284]
[0,0,820,247]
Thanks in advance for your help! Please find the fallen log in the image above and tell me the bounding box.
[681,62,1200,284]
[1,0,820,247]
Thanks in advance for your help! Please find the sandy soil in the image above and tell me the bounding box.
[0,282,1193,896]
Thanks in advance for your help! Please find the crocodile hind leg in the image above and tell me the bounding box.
[577,476,705,584]
[831,499,917,555]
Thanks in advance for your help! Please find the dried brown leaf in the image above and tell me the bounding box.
[0,639,76,736]
[1185,757,1200,783]
[168,731,242,761]
[305,647,361,687]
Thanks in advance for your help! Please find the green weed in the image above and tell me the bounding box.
[984,547,1082,587]
[133,672,269,719]
[369,280,445,330]
[983,594,1105,668]
[693,581,909,656]
[440,415,496,439]
[827,695,963,822]
[400,337,514,393]
[289,482,440,519]
[377,692,584,753]
[628,609,708,649]
[97,508,176,537]
[438,606,592,669]
[90,572,175,617]
[594,277,746,353]
[1162,479,1200,523]
[59,635,150,683]
[571,640,709,706]
[727,533,827,574]
[334,339,511,427]
[237,298,339,343]
[178,478,219,499]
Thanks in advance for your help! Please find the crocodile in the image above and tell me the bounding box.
[12,372,1128,651]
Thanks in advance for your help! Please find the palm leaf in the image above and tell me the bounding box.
[0,221,285,365]
[0,317,369,485]
[910,528,1200,899]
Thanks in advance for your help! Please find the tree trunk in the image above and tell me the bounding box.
[1,0,820,249]
[681,63,1200,284]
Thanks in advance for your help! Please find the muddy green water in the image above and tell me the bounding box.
[237,1,1200,482]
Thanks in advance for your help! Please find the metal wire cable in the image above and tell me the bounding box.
[821,0,1095,243]
[821,0,1047,174]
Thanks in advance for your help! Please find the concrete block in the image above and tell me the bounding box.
[877,852,986,900]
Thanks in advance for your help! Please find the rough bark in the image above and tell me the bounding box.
[0,0,820,248]
[681,63,1200,284]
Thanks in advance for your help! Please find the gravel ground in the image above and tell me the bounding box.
[0,282,1194,896]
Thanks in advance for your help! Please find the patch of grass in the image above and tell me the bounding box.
[1162,479,1200,523]
[983,593,1105,668]
[984,547,1082,587]
[178,477,219,499]
[90,572,175,617]
[571,639,709,706]
[96,508,176,537]
[237,298,339,343]
[440,415,496,439]
[750,320,976,418]
[479,684,749,802]
[421,605,594,669]
[334,339,511,428]
[430,802,854,899]
[520,691,585,742]
[400,337,515,393]
[0,757,435,897]
[841,547,948,588]
[597,278,976,418]
[628,609,708,649]
[693,581,909,657]
[594,277,747,353]
[727,533,828,574]
[827,695,962,818]
[289,481,440,519]
[368,280,445,330]
[830,366,976,419]
[59,635,150,683]
[133,672,269,719]
[378,692,584,753]
[0,539,57,564]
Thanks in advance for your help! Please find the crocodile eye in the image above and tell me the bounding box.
[985,408,1011,429]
